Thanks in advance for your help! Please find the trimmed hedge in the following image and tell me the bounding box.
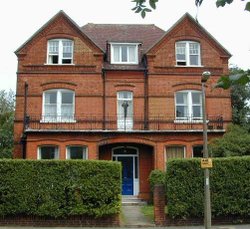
[0,160,121,218]
[165,157,250,219]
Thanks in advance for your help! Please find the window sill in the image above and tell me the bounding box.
[111,62,138,65]
[174,119,205,123]
[40,119,76,123]
[174,65,204,68]
[44,63,75,66]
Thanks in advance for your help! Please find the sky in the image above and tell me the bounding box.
[0,0,249,91]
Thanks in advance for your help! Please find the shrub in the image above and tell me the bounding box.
[149,169,166,191]
[0,160,121,218]
[166,157,250,219]
[209,125,250,157]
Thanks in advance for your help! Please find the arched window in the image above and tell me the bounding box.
[175,41,201,66]
[117,91,133,130]
[175,90,202,120]
[47,39,73,64]
[42,89,75,122]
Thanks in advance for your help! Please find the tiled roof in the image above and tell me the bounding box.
[81,23,165,53]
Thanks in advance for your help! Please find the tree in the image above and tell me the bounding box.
[132,0,250,18]
[209,124,250,157]
[0,90,15,158]
[230,68,250,126]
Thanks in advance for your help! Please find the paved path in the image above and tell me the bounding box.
[121,205,155,227]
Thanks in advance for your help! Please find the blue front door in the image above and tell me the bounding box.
[118,157,133,195]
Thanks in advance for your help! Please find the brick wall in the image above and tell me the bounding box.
[0,214,120,227]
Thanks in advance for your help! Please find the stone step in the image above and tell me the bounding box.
[122,196,147,206]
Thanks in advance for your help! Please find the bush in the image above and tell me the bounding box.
[149,169,166,191]
[0,160,121,218]
[209,125,250,157]
[166,157,250,219]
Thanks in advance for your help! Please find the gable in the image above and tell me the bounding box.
[147,13,231,59]
[15,10,103,57]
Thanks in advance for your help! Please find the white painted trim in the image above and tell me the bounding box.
[37,145,59,160]
[110,43,139,64]
[112,146,139,196]
[66,145,88,160]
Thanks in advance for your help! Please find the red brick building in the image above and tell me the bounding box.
[14,11,232,199]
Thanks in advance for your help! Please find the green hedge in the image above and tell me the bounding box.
[0,160,121,218]
[165,157,250,219]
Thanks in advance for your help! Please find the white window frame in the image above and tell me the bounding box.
[175,90,202,121]
[175,41,201,66]
[66,146,88,159]
[42,89,75,123]
[117,91,133,130]
[110,43,139,64]
[47,39,74,65]
[37,145,59,159]
[166,145,186,160]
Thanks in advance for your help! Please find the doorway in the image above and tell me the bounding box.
[112,146,139,195]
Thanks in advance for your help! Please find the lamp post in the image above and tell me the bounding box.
[201,71,212,229]
[122,101,129,130]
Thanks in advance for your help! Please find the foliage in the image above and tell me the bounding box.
[230,68,250,126]
[166,159,204,218]
[215,69,250,90]
[0,160,121,218]
[149,169,166,191]
[165,157,250,218]
[0,90,15,158]
[209,124,250,157]
[132,0,250,18]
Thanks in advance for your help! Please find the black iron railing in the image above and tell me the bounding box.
[23,114,224,131]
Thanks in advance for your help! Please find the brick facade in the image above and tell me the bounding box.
[14,11,232,200]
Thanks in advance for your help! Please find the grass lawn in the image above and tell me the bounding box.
[141,205,168,222]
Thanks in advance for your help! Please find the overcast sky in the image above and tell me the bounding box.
[0,0,249,91]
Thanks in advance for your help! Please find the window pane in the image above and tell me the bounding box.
[62,92,73,104]
[40,146,57,159]
[121,46,127,62]
[166,146,184,159]
[44,92,57,118]
[190,55,198,65]
[128,46,136,62]
[49,41,59,54]
[45,92,57,104]
[62,40,73,58]
[189,43,199,54]
[192,92,201,104]
[176,43,186,60]
[176,93,187,104]
[113,45,120,62]
[192,106,201,117]
[68,146,86,159]
[176,106,188,117]
[118,91,132,99]
[193,145,203,157]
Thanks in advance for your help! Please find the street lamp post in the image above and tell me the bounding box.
[201,71,212,229]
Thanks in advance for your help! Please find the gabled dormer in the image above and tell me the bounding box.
[81,23,165,70]
[146,13,231,74]
[15,10,103,72]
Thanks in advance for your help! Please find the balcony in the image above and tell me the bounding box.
[24,114,224,132]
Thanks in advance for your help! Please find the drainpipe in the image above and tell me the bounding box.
[144,69,149,130]
[21,82,28,159]
[102,69,106,130]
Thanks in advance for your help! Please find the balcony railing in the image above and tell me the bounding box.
[24,114,224,132]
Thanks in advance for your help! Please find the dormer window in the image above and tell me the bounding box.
[47,39,73,64]
[175,41,201,66]
[110,43,139,64]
